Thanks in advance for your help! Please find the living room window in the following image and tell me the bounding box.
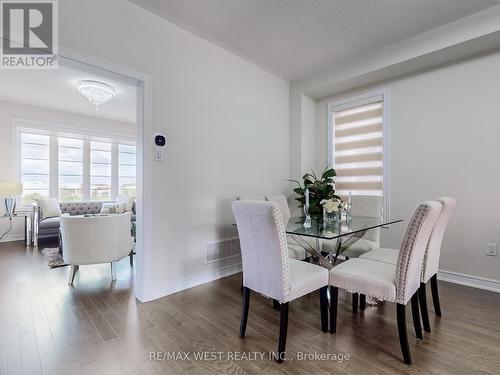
[90,141,112,201]
[20,133,50,205]
[58,138,83,201]
[328,89,390,218]
[118,144,137,197]
[17,127,136,205]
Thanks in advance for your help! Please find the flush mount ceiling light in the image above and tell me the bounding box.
[78,80,116,110]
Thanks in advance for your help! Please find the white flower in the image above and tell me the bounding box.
[322,199,340,213]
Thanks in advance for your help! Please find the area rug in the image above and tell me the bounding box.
[41,248,68,269]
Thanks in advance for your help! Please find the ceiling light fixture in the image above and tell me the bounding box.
[78,80,116,110]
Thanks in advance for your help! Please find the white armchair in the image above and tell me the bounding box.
[359,197,456,331]
[329,201,442,365]
[232,201,329,363]
[60,212,135,285]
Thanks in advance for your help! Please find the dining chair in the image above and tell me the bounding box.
[359,197,456,332]
[322,195,383,311]
[232,200,329,363]
[266,194,307,261]
[329,201,442,365]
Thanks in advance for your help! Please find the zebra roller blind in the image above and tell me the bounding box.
[332,100,384,196]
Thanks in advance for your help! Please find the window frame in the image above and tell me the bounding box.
[13,118,136,206]
[327,88,390,220]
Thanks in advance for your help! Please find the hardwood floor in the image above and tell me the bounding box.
[1,240,499,374]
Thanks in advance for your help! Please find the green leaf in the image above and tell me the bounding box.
[293,187,304,195]
[321,168,336,179]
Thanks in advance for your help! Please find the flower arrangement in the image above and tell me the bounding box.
[320,198,344,213]
[288,167,342,216]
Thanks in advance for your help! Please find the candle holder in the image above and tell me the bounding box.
[303,204,311,228]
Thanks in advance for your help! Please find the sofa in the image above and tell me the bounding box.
[32,200,136,247]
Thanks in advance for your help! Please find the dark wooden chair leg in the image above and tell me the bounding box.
[352,293,359,313]
[320,286,328,332]
[411,293,423,340]
[430,274,442,316]
[418,282,431,332]
[359,294,366,311]
[329,286,338,334]
[397,303,412,365]
[239,287,250,337]
[276,302,289,363]
[129,251,134,266]
[272,299,280,311]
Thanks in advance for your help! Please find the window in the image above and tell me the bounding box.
[20,133,49,205]
[59,138,83,201]
[18,128,136,204]
[90,141,112,201]
[118,144,136,197]
[329,91,389,215]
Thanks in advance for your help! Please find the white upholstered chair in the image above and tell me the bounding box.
[360,197,456,331]
[323,195,382,311]
[266,194,307,261]
[232,200,329,363]
[329,201,442,365]
[60,212,135,285]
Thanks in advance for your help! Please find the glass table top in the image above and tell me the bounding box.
[285,216,403,240]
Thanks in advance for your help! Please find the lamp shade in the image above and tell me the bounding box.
[0,182,23,196]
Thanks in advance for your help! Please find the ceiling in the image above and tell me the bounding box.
[0,58,137,124]
[130,0,500,81]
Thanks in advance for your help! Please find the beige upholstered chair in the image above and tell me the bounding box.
[329,201,442,365]
[60,212,135,285]
[360,197,456,331]
[266,194,307,261]
[232,201,329,363]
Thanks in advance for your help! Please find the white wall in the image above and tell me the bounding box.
[315,52,500,282]
[57,0,289,299]
[0,99,135,241]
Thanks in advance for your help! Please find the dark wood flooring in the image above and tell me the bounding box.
[1,240,499,374]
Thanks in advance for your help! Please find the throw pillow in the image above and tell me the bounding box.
[35,198,62,220]
[100,202,126,215]
[116,195,135,212]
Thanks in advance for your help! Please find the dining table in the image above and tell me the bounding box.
[285,215,403,269]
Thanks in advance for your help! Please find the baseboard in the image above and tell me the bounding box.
[0,233,25,243]
[438,269,500,293]
[144,262,242,302]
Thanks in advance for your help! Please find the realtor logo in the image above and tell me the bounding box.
[1,0,58,69]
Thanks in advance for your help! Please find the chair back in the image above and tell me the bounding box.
[421,197,456,283]
[232,201,290,302]
[266,194,291,224]
[236,196,266,201]
[349,195,383,243]
[61,212,134,265]
[395,201,442,304]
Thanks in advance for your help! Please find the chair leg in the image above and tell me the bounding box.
[418,282,431,332]
[68,265,77,285]
[110,262,116,280]
[430,274,442,316]
[329,286,338,334]
[239,287,251,337]
[272,299,280,311]
[359,294,366,311]
[352,293,358,313]
[129,251,133,266]
[240,274,243,293]
[397,303,412,365]
[320,286,328,332]
[276,302,289,363]
[411,293,423,340]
